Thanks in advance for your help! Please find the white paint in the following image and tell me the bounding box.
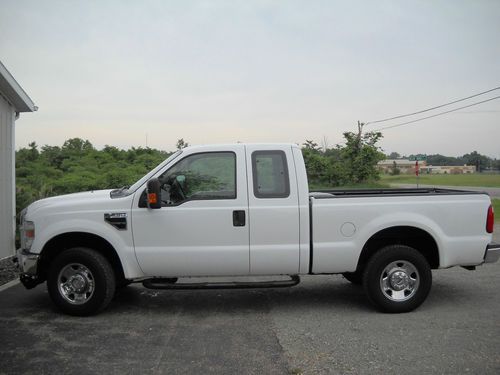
[24,189,143,279]
[292,146,311,274]
[132,145,250,276]
[245,144,301,275]
[0,95,16,259]
[311,194,492,273]
[340,222,356,237]
[0,61,36,260]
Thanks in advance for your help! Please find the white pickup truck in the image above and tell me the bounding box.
[16,143,499,315]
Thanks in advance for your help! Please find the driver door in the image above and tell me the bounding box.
[131,146,250,277]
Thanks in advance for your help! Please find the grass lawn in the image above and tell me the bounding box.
[493,199,500,214]
[381,173,500,188]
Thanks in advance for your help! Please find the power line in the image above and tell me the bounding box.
[373,95,500,131]
[365,85,500,125]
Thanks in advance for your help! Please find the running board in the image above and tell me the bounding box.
[142,275,300,290]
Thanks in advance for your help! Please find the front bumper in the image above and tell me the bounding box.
[14,249,42,289]
[484,243,500,264]
[15,248,39,275]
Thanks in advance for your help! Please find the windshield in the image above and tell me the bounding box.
[126,150,183,193]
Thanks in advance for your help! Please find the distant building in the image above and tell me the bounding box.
[0,61,37,259]
[378,159,476,175]
[420,165,476,174]
[378,159,425,174]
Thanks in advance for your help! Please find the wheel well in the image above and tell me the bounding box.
[357,226,439,272]
[38,232,125,284]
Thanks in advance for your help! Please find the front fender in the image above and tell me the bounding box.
[33,218,143,279]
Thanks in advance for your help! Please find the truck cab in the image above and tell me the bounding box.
[131,143,308,277]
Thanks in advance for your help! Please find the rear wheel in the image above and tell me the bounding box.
[363,245,432,313]
[47,247,116,316]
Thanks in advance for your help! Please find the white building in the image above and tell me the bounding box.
[420,165,476,174]
[0,61,37,259]
[378,159,424,174]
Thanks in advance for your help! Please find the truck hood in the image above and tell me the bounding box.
[26,190,115,217]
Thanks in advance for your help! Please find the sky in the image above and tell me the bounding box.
[1,0,499,157]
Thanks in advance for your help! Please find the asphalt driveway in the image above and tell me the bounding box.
[1,227,499,374]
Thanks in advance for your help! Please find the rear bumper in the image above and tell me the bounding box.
[484,243,500,264]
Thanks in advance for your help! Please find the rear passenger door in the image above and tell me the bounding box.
[246,145,300,275]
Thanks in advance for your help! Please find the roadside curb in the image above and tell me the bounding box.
[0,279,20,292]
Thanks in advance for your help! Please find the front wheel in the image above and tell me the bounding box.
[363,245,432,313]
[47,247,116,316]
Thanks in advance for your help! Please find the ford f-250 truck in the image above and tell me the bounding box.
[15,143,499,315]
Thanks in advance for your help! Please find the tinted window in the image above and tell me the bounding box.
[252,150,290,198]
[158,152,236,205]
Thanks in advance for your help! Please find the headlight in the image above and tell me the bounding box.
[20,220,35,250]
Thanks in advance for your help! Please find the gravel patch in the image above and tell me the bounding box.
[0,256,18,286]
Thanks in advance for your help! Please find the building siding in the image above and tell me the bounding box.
[0,95,15,259]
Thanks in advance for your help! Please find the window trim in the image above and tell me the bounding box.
[139,151,237,207]
[251,150,290,199]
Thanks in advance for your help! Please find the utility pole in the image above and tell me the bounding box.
[357,121,364,150]
[357,121,364,138]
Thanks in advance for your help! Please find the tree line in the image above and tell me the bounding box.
[386,151,499,172]
[17,131,499,218]
[12,130,384,215]
[16,138,172,215]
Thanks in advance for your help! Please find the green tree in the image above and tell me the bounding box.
[301,128,384,187]
[302,140,321,152]
[339,130,385,183]
[15,138,172,216]
[390,161,400,175]
[462,151,490,172]
[176,138,189,150]
[425,154,461,166]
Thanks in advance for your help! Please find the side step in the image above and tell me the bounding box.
[143,275,300,290]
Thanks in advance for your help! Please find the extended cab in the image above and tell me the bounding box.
[16,144,499,315]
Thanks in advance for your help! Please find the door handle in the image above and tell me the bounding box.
[233,210,246,227]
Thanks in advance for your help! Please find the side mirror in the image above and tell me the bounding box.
[146,178,161,209]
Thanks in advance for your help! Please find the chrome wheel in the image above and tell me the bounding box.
[58,263,95,305]
[379,260,420,302]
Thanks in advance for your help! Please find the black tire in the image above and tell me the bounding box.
[342,271,363,285]
[363,245,432,313]
[47,247,116,316]
[116,279,133,289]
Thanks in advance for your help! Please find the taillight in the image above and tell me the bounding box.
[486,205,494,233]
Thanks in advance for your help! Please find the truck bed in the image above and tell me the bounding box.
[309,187,492,274]
[310,187,487,198]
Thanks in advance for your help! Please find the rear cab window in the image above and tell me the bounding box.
[251,150,290,198]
